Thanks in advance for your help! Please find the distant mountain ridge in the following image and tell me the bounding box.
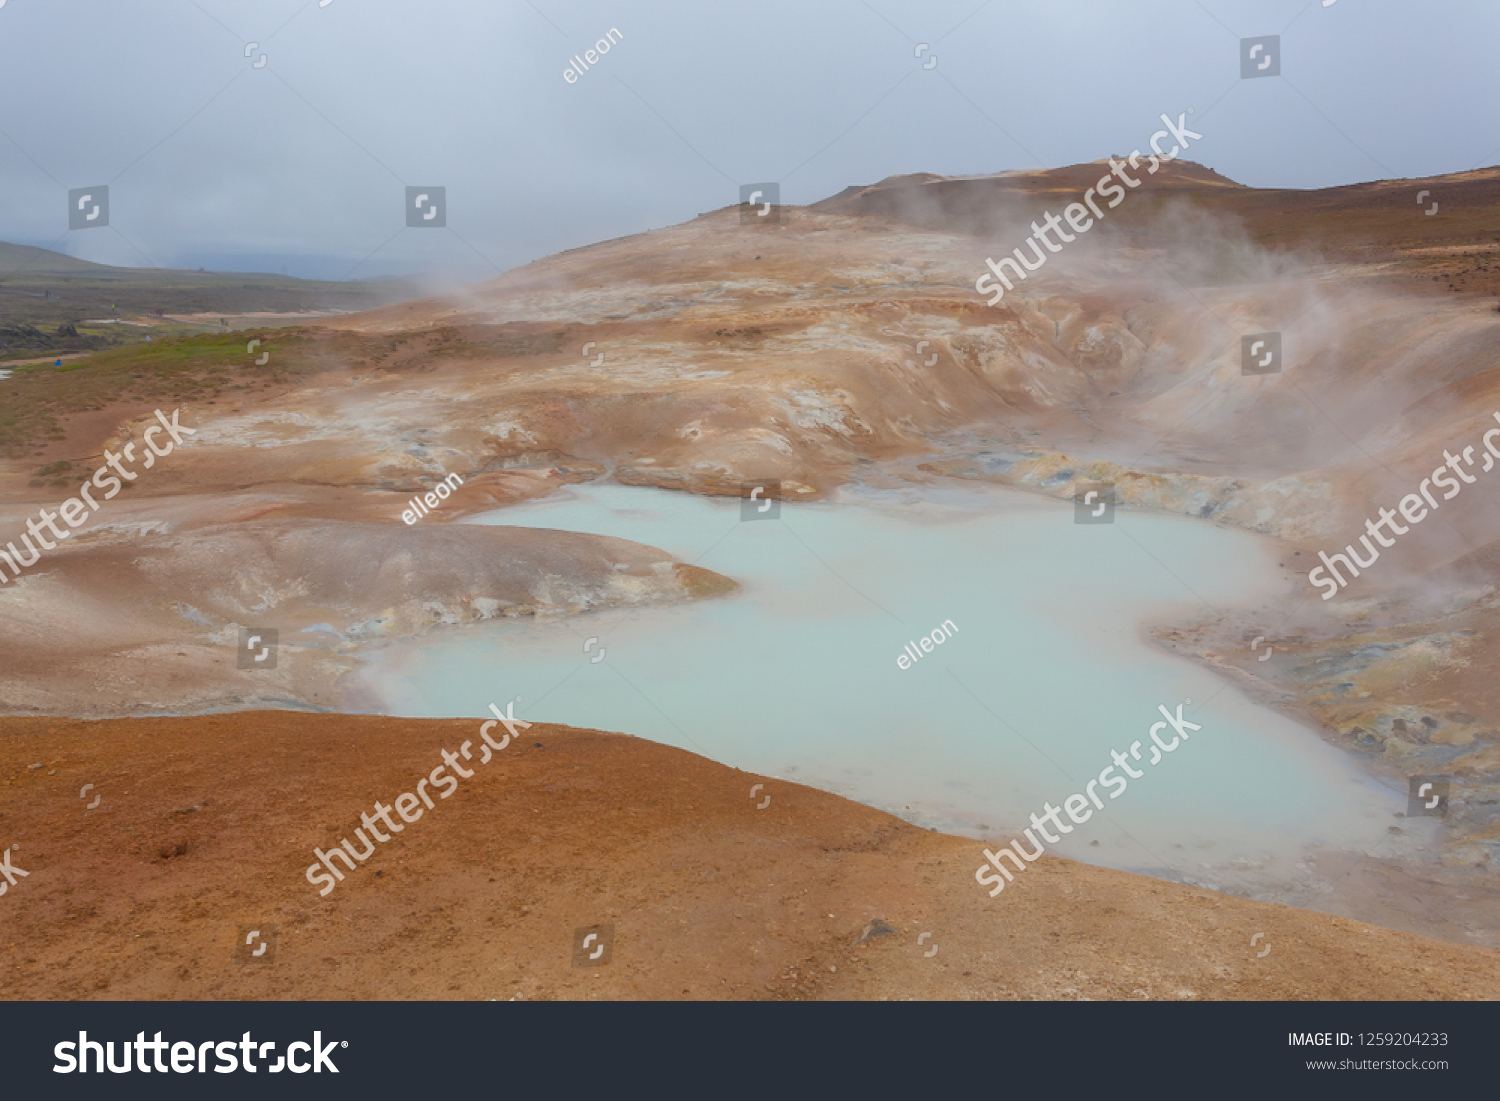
[0,242,133,276]
[805,159,1500,258]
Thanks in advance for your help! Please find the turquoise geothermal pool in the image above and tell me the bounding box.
[353,482,1404,887]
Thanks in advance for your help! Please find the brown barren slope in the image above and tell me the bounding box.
[1,713,1496,1001]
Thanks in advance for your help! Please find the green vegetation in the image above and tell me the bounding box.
[0,242,440,459]
[0,321,568,460]
[0,330,316,459]
[0,242,424,358]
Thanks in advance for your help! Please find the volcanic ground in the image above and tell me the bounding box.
[2,159,1499,995]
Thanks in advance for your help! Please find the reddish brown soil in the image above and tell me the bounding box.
[2,713,1497,1001]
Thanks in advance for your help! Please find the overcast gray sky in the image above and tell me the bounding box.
[1,0,1495,281]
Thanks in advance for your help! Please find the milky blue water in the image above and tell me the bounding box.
[352,482,1403,887]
